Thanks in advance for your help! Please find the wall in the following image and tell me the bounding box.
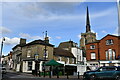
[99,35,119,60]
[86,42,99,61]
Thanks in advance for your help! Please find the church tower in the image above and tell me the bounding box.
[80,7,96,50]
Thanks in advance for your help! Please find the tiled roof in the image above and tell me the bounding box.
[58,40,77,48]
[53,48,75,58]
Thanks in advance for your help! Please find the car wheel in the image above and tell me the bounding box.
[116,75,120,80]
[90,75,96,80]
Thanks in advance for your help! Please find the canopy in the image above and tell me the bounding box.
[44,59,64,66]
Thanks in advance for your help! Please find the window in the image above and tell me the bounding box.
[106,39,113,45]
[72,58,74,63]
[109,49,113,60]
[58,57,61,61]
[90,45,95,49]
[27,50,31,57]
[67,58,69,64]
[106,49,116,60]
[113,50,116,60]
[28,61,32,70]
[43,50,48,58]
[106,51,108,60]
[91,53,96,60]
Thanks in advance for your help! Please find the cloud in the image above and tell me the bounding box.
[91,7,115,18]
[102,30,107,33]
[9,2,81,20]
[19,33,42,40]
[0,37,20,45]
[0,27,12,34]
[56,36,62,39]
[77,34,81,39]
[113,27,118,36]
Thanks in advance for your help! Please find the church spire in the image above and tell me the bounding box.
[86,6,91,33]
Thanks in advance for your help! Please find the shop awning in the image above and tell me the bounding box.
[44,59,64,66]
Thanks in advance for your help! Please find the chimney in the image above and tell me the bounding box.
[44,31,49,43]
[44,37,49,43]
[20,38,26,45]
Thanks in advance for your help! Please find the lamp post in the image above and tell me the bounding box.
[43,31,47,77]
[35,54,39,76]
[0,37,5,65]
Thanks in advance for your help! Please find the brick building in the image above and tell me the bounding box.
[86,34,120,67]
[12,35,54,72]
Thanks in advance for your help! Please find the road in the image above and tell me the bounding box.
[2,72,83,80]
[2,66,83,80]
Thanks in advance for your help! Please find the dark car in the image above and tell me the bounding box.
[83,66,120,80]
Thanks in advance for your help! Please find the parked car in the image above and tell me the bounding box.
[83,66,120,80]
[2,67,7,74]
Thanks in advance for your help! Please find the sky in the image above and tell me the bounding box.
[0,1,119,56]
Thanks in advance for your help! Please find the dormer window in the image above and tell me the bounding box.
[106,39,113,45]
[90,45,95,49]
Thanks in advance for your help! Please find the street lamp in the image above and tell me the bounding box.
[0,37,5,65]
[43,31,47,77]
[34,54,39,76]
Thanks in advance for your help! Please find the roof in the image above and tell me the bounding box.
[12,44,24,50]
[100,34,120,40]
[24,39,54,47]
[13,39,54,50]
[58,40,77,48]
[85,34,120,45]
[53,48,75,58]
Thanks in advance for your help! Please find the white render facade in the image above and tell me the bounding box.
[71,47,85,64]
[22,61,44,73]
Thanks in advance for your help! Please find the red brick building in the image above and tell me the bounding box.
[86,34,120,67]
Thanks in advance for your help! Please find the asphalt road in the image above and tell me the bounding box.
[1,65,83,80]
[2,71,83,80]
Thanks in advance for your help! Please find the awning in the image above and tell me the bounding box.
[44,59,64,66]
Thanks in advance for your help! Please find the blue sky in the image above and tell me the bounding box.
[1,1,119,55]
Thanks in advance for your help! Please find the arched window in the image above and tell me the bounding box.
[109,49,112,60]
[106,51,108,60]
[113,50,116,60]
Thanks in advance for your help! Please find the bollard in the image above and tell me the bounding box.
[57,72,59,78]
[44,69,45,77]
[39,71,41,77]
[49,71,51,78]
[67,72,69,79]
[78,72,79,79]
